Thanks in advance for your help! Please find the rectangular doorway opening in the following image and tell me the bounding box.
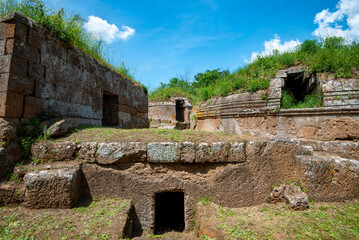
[102,93,119,127]
[155,192,185,234]
[175,100,185,122]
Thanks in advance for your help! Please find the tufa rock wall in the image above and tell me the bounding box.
[195,67,359,140]
[7,137,356,231]
[0,12,148,128]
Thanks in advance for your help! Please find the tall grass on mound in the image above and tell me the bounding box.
[0,0,139,85]
[149,36,359,104]
[281,90,322,109]
[149,87,195,102]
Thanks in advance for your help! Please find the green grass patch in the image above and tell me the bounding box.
[281,90,322,109]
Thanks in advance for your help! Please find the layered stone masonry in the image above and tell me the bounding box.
[195,67,359,139]
[0,12,148,128]
[196,68,359,121]
[31,140,247,164]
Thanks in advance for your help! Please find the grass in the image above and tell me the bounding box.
[204,200,359,240]
[55,126,247,144]
[0,0,145,90]
[149,36,359,105]
[281,90,322,109]
[0,198,131,240]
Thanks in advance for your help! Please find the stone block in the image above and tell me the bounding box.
[0,22,16,39]
[180,141,195,163]
[27,61,45,79]
[31,141,78,162]
[0,39,5,55]
[147,142,181,163]
[28,28,42,49]
[228,142,246,162]
[322,117,359,140]
[96,142,147,165]
[35,80,56,98]
[0,55,11,73]
[23,97,48,119]
[14,22,27,44]
[0,118,16,146]
[55,85,83,104]
[24,166,80,208]
[0,91,23,118]
[119,104,137,115]
[4,38,14,54]
[48,99,102,120]
[297,127,318,140]
[10,55,27,75]
[5,73,34,95]
[47,118,79,137]
[196,142,229,163]
[118,111,131,123]
[78,142,98,160]
[0,183,25,206]
[13,44,39,63]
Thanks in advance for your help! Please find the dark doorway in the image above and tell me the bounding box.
[102,93,119,126]
[284,72,315,102]
[175,100,185,122]
[154,192,185,234]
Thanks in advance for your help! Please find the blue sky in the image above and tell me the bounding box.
[48,0,358,90]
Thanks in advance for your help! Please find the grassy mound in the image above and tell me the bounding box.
[150,37,359,105]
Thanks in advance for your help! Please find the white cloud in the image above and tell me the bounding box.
[84,16,135,43]
[313,0,359,40]
[246,35,301,63]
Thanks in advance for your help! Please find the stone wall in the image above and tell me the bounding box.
[149,97,192,128]
[15,137,358,231]
[0,12,148,128]
[195,67,359,140]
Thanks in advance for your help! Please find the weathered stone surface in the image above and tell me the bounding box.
[31,141,78,162]
[270,183,308,211]
[96,142,146,165]
[147,142,180,163]
[180,141,195,163]
[0,118,16,146]
[297,126,318,139]
[23,166,80,208]
[78,142,98,160]
[5,140,21,164]
[228,142,246,162]
[196,142,229,163]
[47,118,79,137]
[294,154,359,202]
[323,117,359,140]
[0,182,25,206]
[0,12,148,129]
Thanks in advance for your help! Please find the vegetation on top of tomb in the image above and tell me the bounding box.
[53,126,248,143]
[149,36,359,105]
[0,0,147,93]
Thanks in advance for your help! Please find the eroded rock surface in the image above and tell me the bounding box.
[96,142,146,165]
[47,118,79,137]
[23,166,80,208]
[270,183,308,211]
[323,117,359,140]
